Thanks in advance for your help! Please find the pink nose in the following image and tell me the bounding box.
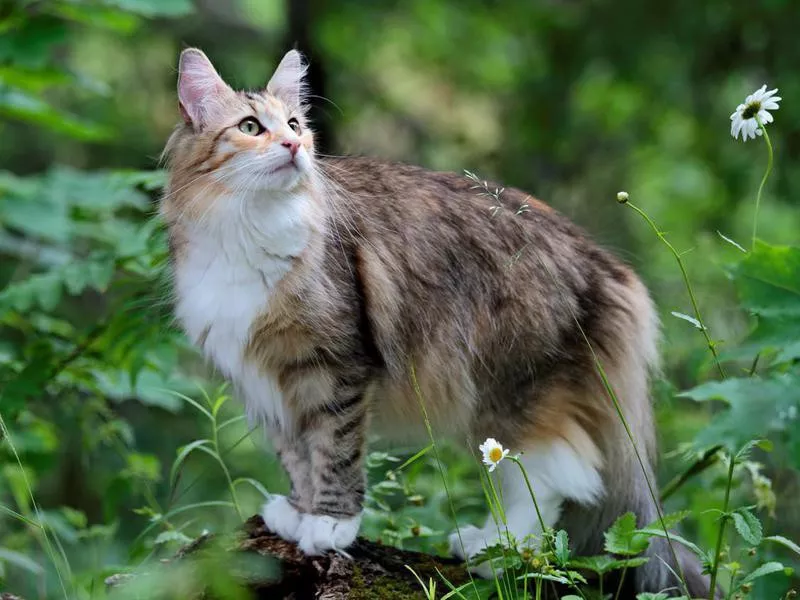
[281,140,299,157]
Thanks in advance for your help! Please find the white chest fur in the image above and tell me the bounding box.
[172,192,312,426]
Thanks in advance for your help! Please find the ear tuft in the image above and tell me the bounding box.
[266,50,308,109]
[178,48,231,128]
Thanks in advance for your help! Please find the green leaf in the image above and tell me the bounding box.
[740,561,789,585]
[604,512,649,556]
[0,256,116,316]
[642,510,691,533]
[634,528,706,561]
[0,547,44,575]
[670,311,704,330]
[764,535,800,557]
[102,0,194,17]
[731,508,763,546]
[679,374,800,451]
[0,88,111,140]
[170,439,212,489]
[735,242,800,318]
[554,529,570,566]
[568,554,648,574]
[153,530,193,546]
[717,231,747,253]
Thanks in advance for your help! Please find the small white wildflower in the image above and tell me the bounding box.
[479,438,509,472]
[730,84,781,141]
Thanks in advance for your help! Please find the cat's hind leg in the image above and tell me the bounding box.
[449,434,603,575]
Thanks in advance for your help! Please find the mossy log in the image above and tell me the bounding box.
[106,515,472,599]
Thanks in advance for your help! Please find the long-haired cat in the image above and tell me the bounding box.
[161,48,712,597]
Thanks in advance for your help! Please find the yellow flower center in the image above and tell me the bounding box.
[489,447,503,463]
[742,101,761,120]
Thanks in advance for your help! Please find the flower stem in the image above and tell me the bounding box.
[751,115,774,251]
[708,453,736,599]
[624,200,726,379]
[508,456,547,542]
[409,364,480,597]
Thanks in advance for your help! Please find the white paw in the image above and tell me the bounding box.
[262,495,304,542]
[449,525,495,561]
[296,513,361,556]
[449,525,511,578]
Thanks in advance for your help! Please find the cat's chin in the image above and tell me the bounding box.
[259,165,307,193]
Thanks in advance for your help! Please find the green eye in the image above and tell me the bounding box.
[237,117,265,136]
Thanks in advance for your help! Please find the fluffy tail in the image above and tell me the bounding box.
[633,466,717,598]
[561,271,717,598]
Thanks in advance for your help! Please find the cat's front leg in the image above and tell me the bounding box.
[262,429,312,542]
[295,386,368,556]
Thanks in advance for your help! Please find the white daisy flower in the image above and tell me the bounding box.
[479,438,509,472]
[730,85,781,141]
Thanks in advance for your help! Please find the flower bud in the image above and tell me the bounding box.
[616,191,629,204]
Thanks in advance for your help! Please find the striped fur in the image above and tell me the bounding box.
[161,49,713,596]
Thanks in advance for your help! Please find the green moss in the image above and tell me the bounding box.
[345,557,470,599]
[346,565,426,599]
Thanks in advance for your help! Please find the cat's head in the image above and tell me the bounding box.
[162,48,315,222]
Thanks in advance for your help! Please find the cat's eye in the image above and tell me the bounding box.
[237,117,265,136]
[287,117,301,134]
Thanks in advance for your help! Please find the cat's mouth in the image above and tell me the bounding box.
[269,159,298,174]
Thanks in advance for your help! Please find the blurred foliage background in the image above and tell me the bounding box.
[0,0,798,598]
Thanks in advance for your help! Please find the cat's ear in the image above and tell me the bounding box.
[177,48,232,129]
[266,50,307,108]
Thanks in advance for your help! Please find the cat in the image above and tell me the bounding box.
[161,48,713,597]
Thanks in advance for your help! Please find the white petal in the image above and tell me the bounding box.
[762,99,781,110]
[741,120,757,141]
[487,462,497,472]
[731,118,744,139]
[759,110,773,124]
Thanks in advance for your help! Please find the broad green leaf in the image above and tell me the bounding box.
[604,512,649,556]
[0,256,116,315]
[0,88,111,139]
[764,535,800,557]
[679,374,800,450]
[641,510,691,533]
[634,528,706,561]
[49,3,142,33]
[568,554,648,574]
[731,508,763,546]
[735,243,800,318]
[740,561,789,585]
[0,16,67,67]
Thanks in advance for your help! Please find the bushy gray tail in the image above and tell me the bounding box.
[558,460,717,598]
[639,530,715,598]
